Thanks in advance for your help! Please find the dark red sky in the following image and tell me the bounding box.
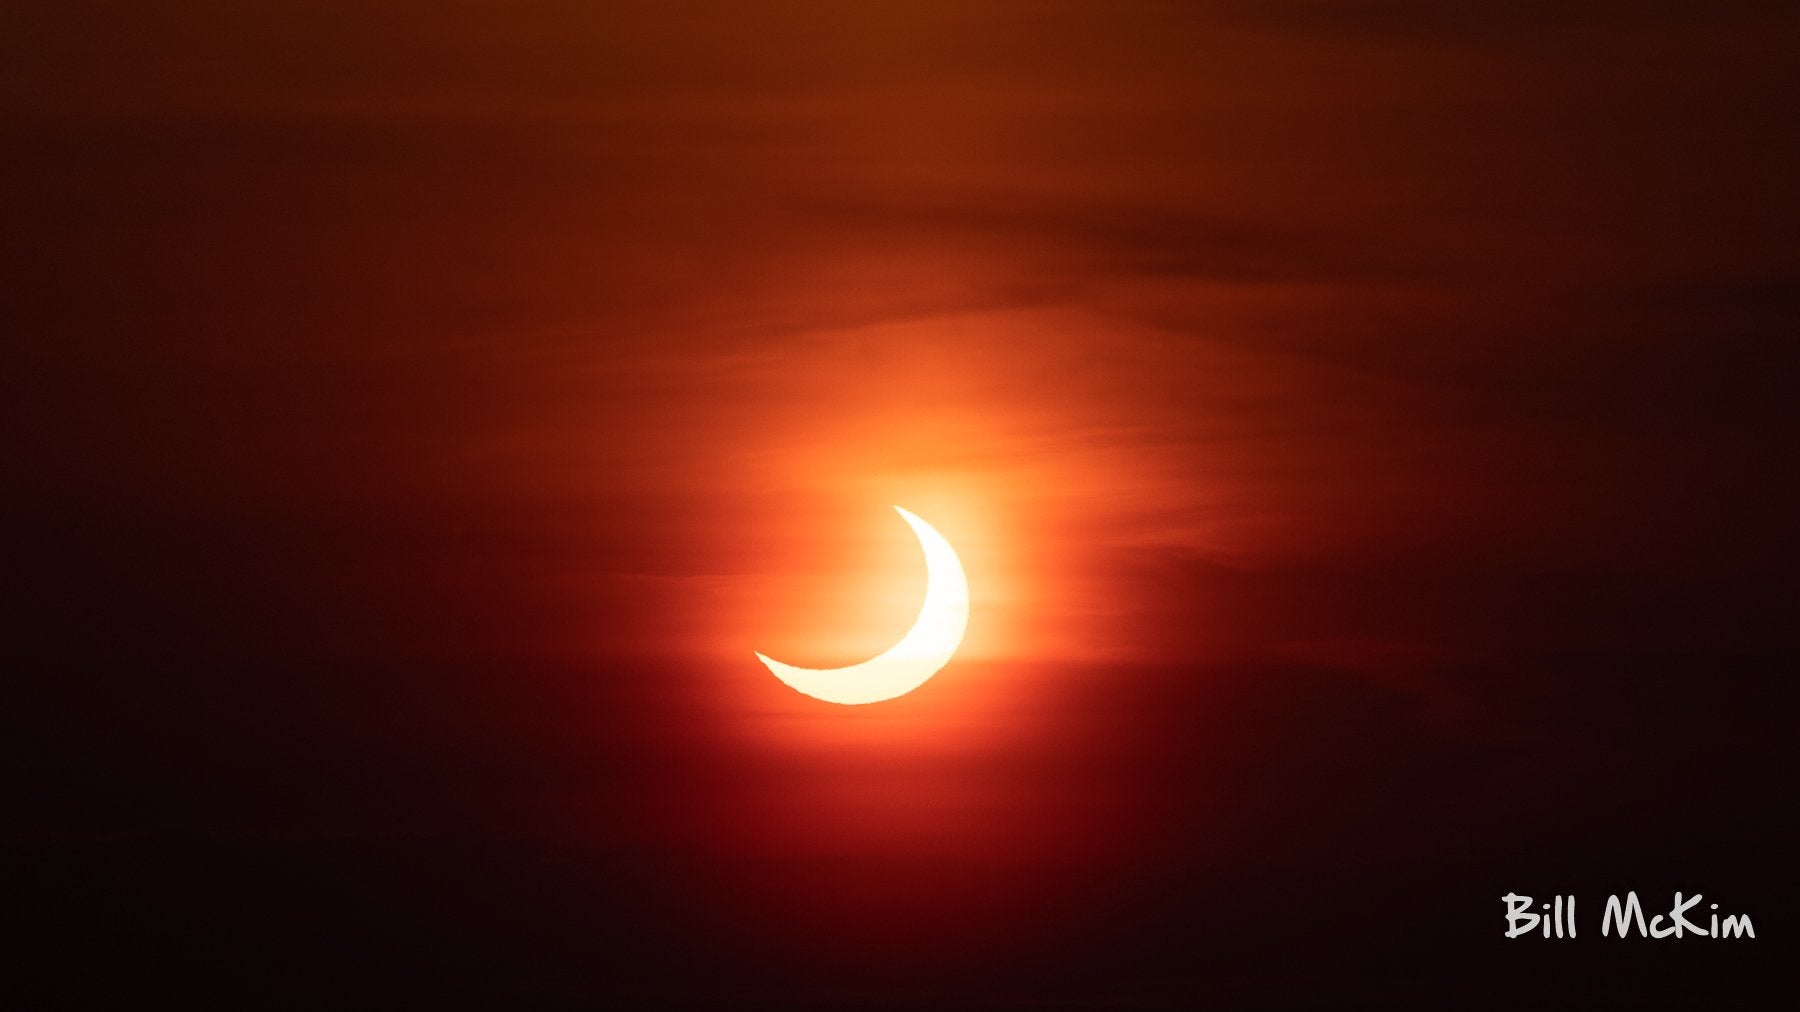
[7,3,1795,1007]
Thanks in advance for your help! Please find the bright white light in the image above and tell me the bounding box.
[755,506,969,705]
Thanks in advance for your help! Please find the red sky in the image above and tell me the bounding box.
[12,3,1793,670]
[8,3,1794,1006]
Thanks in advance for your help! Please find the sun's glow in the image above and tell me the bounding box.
[755,506,969,705]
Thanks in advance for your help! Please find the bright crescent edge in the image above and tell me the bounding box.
[753,506,970,705]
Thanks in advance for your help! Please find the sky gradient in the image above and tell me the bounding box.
[8,3,1795,1007]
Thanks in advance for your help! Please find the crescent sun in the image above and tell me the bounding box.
[755,506,969,705]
